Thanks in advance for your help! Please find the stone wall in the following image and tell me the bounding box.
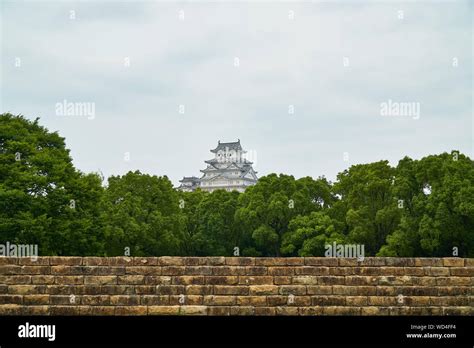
[0,257,472,315]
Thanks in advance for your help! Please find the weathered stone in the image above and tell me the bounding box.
[156,285,185,295]
[214,286,248,295]
[292,276,318,285]
[50,257,82,266]
[125,266,161,276]
[279,285,306,295]
[275,306,299,315]
[50,295,77,305]
[205,276,238,285]
[110,295,139,306]
[203,295,236,306]
[133,257,159,266]
[19,266,50,275]
[0,265,21,274]
[415,258,443,267]
[0,304,23,315]
[147,305,180,315]
[54,276,83,285]
[8,285,46,295]
[238,276,273,285]
[80,306,115,315]
[23,305,50,315]
[115,306,147,315]
[172,276,205,285]
[346,296,368,306]
[185,285,213,295]
[268,267,294,276]
[179,305,207,315]
[304,258,338,266]
[361,306,389,315]
[108,257,133,266]
[82,295,110,306]
[323,306,360,315]
[225,257,255,266]
[23,295,49,305]
[312,296,345,306]
[0,275,32,284]
[141,295,169,305]
[255,258,303,266]
[158,257,184,266]
[212,266,245,276]
[255,307,276,315]
[0,257,19,265]
[249,285,278,295]
[449,267,472,276]
[117,275,144,285]
[160,267,185,276]
[134,286,156,295]
[184,267,213,275]
[1,257,470,316]
[295,267,329,276]
[237,296,267,306]
[18,257,51,266]
[84,276,117,285]
[0,295,23,304]
[50,306,84,315]
[273,276,292,285]
[307,285,332,295]
[384,258,416,267]
[145,276,172,285]
[183,257,209,266]
[316,276,345,285]
[443,258,464,267]
[208,306,231,315]
[299,306,324,316]
[230,306,254,315]
[30,275,55,284]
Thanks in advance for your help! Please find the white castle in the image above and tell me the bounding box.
[178,140,258,193]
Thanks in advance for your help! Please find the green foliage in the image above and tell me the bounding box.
[235,174,333,256]
[192,189,240,256]
[177,189,206,255]
[0,113,105,255]
[281,211,344,256]
[379,152,474,257]
[2,113,472,257]
[101,171,184,256]
[333,161,401,255]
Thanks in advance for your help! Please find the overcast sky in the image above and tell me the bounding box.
[1,1,472,185]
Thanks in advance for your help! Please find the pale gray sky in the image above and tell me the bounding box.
[1,1,472,185]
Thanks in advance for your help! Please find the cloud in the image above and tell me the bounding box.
[1,1,472,184]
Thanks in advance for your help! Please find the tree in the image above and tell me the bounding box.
[379,152,474,257]
[0,113,105,255]
[177,189,206,255]
[101,171,184,256]
[3,113,473,257]
[190,189,240,256]
[281,211,345,256]
[332,161,401,255]
[235,174,333,256]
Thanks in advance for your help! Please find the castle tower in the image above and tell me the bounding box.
[178,140,258,192]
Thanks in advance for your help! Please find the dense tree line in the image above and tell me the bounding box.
[1,113,473,257]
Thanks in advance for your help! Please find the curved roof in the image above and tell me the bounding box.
[210,139,242,153]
